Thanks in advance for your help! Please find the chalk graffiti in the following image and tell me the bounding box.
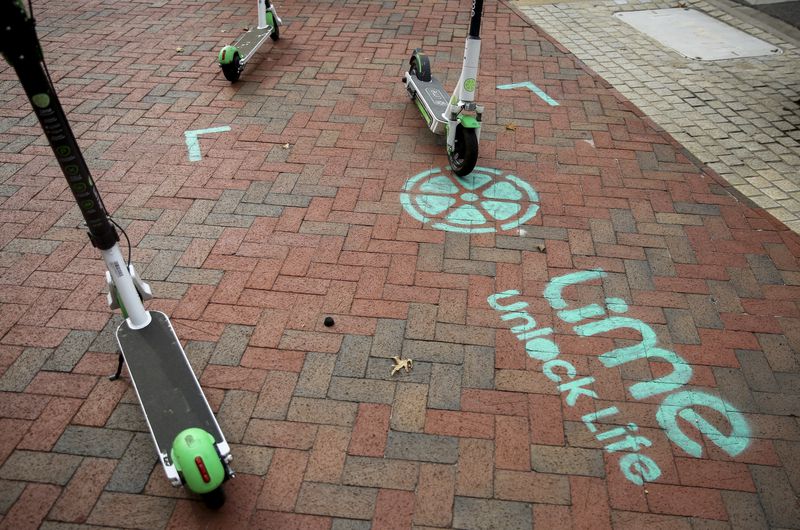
[488,268,751,486]
[496,81,559,106]
[400,167,540,234]
[184,126,231,162]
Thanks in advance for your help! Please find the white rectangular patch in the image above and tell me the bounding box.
[613,8,782,60]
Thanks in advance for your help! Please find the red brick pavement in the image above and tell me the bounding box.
[1,0,799,528]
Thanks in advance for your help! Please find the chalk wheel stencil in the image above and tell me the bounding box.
[400,167,540,233]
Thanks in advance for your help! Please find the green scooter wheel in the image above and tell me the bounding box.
[449,126,478,177]
[409,49,431,82]
[221,52,241,82]
[219,46,241,83]
[267,12,279,41]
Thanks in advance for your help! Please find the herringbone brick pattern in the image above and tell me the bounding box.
[1,0,799,528]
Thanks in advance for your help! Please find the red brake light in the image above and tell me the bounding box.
[195,456,211,483]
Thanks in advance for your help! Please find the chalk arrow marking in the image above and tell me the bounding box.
[497,82,559,106]
[184,126,231,162]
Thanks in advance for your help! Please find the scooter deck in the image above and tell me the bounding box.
[117,311,225,471]
[233,26,275,64]
[405,74,449,135]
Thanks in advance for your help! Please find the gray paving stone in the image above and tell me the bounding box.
[530,444,605,477]
[624,259,654,291]
[722,491,768,530]
[751,465,800,528]
[390,382,428,433]
[370,319,405,359]
[106,432,157,493]
[736,350,779,392]
[90,316,125,354]
[0,348,51,391]
[328,376,396,404]
[341,456,419,490]
[331,520,371,530]
[217,390,258,443]
[184,340,215,377]
[0,450,82,485]
[428,363,462,411]
[664,308,701,345]
[227,444,273,476]
[401,340,464,364]
[105,403,149,432]
[746,254,785,285]
[713,367,759,413]
[611,209,637,233]
[443,258,496,276]
[167,267,224,285]
[54,426,133,459]
[87,492,175,529]
[753,391,800,416]
[644,248,676,277]
[405,303,437,341]
[0,479,25,514]
[141,249,182,281]
[209,325,253,366]
[334,335,372,378]
[295,482,377,520]
[463,346,494,389]
[758,333,799,373]
[296,352,338,397]
[287,397,358,426]
[686,294,723,330]
[42,330,97,372]
[452,496,533,530]
[385,431,458,464]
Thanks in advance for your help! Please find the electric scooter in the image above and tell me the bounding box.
[403,0,485,177]
[2,0,233,509]
[218,0,282,82]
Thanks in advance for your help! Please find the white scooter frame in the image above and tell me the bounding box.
[403,0,485,176]
[218,0,283,82]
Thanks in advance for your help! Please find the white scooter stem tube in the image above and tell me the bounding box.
[102,244,150,329]
[444,37,481,148]
[257,0,268,29]
[458,38,481,103]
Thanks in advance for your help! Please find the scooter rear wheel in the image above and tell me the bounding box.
[202,485,226,510]
[449,126,478,177]
[222,52,241,83]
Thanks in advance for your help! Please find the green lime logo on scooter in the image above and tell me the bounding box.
[403,0,486,177]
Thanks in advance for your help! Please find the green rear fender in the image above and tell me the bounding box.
[171,428,225,494]
[458,115,480,129]
[218,45,239,65]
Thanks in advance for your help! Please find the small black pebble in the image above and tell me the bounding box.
[324,316,335,327]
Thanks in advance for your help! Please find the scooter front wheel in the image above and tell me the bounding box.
[448,126,478,177]
[267,12,280,41]
[409,50,431,82]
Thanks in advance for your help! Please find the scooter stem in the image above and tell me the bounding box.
[1,0,150,329]
[469,0,484,38]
